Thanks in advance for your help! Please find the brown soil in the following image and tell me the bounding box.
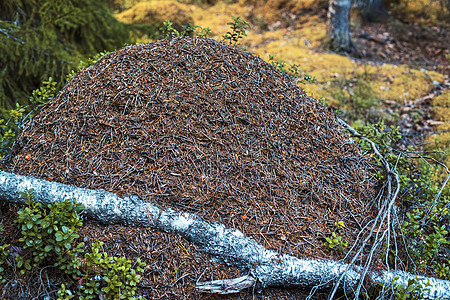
[3,37,378,298]
[350,19,449,149]
[352,20,449,76]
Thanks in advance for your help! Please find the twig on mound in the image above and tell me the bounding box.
[1,170,450,298]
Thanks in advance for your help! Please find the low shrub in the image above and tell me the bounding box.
[0,190,145,299]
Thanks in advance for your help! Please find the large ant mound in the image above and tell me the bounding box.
[6,37,377,264]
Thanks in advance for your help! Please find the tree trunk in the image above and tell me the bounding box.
[354,0,389,21]
[1,170,450,298]
[326,0,358,54]
[326,0,389,54]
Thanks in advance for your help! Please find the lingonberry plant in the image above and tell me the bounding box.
[0,190,145,299]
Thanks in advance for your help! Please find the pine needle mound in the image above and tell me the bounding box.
[6,37,377,260]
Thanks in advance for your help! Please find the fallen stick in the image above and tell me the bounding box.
[1,170,449,298]
[196,275,257,294]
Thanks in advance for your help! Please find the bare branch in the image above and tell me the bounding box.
[196,275,256,294]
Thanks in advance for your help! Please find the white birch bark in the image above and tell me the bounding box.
[1,170,450,298]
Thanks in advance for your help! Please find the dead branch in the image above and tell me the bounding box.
[196,275,256,294]
[1,170,450,298]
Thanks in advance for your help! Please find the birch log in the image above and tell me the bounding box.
[1,170,449,298]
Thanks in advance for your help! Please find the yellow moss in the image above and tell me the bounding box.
[265,0,318,12]
[361,65,445,103]
[189,2,252,38]
[294,16,327,47]
[426,126,450,167]
[252,0,323,24]
[252,32,353,72]
[430,91,450,124]
[425,90,450,166]
[188,1,327,45]
[432,90,450,108]
[110,0,142,13]
[115,1,194,31]
[433,108,450,123]
[392,0,449,26]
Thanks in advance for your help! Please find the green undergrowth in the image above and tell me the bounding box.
[351,122,450,281]
[0,51,108,159]
[324,221,348,254]
[0,78,57,159]
[330,73,379,122]
[390,276,432,300]
[0,190,145,299]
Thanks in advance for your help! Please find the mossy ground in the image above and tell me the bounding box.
[115,0,194,32]
[388,0,450,26]
[427,90,450,166]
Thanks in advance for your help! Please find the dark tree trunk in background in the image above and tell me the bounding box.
[326,0,389,54]
[356,0,389,21]
[327,0,357,54]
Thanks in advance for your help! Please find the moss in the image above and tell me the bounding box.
[432,91,450,116]
[426,129,450,166]
[366,65,445,103]
[390,0,449,26]
[189,1,251,37]
[115,0,194,32]
[109,0,141,12]
[433,107,450,123]
[255,35,444,106]
[425,90,450,165]
[252,0,325,25]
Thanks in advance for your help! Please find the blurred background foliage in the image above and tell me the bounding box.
[0,0,132,113]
